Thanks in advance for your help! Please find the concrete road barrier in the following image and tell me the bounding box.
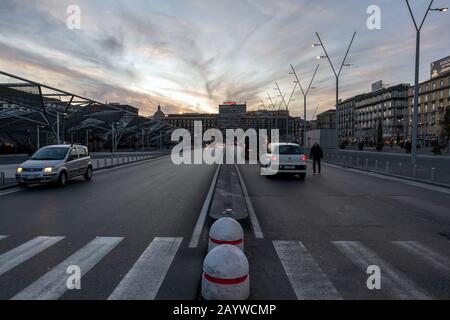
[208,217,244,252]
[202,244,249,300]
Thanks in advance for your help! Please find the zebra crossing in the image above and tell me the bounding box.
[273,240,450,300]
[0,235,184,300]
[1,234,450,300]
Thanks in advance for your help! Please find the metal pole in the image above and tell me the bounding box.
[304,94,307,146]
[411,30,420,165]
[406,0,435,164]
[336,76,340,148]
[37,125,40,149]
[56,113,60,144]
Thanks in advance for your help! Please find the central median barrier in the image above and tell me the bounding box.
[209,164,249,221]
[198,162,255,300]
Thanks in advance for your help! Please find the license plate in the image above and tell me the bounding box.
[25,174,39,179]
[284,166,296,169]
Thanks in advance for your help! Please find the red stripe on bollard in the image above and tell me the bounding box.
[209,237,242,246]
[203,273,248,285]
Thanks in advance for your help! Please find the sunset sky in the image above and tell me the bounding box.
[0,0,449,118]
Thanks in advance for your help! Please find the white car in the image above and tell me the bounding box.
[260,143,307,179]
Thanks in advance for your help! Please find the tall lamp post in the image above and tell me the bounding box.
[313,31,356,149]
[289,64,320,147]
[405,0,447,164]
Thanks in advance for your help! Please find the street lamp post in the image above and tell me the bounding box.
[405,0,447,164]
[289,64,320,147]
[313,32,356,150]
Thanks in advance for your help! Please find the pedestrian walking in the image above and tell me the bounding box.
[309,143,323,174]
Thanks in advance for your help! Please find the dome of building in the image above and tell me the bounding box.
[153,105,165,120]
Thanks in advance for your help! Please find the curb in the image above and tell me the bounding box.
[322,160,450,190]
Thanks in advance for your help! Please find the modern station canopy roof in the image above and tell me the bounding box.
[0,70,173,146]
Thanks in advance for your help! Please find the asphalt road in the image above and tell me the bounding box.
[2,154,450,300]
[0,156,217,300]
[238,162,450,300]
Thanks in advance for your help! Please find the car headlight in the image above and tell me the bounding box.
[43,167,53,173]
[16,167,23,173]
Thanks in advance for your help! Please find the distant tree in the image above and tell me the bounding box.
[443,107,450,153]
[376,120,384,151]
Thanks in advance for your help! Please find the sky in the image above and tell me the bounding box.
[0,0,449,118]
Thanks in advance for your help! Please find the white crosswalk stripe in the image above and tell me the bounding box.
[108,237,183,300]
[393,241,450,274]
[0,236,64,276]
[12,237,123,300]
[273,241,342,300]
[333,241,431,300]
[0,235,8,241]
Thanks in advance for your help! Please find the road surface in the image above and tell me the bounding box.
[1,156,450,300]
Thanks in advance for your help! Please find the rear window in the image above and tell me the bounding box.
[272,145,304,155]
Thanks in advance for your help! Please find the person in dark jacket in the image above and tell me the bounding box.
[309,143,323,174]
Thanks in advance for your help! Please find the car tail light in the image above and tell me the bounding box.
[272,156,278,162]
[302,155,307,161]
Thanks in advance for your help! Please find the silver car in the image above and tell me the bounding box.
[16,144,93,187]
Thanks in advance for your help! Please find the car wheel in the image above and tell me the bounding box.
[58,172,67,187]
[84,166,93,181]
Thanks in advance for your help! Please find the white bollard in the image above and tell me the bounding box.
[208,217,244,252]
[202,244,250,300]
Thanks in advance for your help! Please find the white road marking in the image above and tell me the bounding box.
[12,237,123,300]
[189,165,221,248]
[0,188,23,197]
[235,164,263,239]
[108,237,183,300]
[0,236,64,276]
[323,162,450,195]
[333,241,431,300]
[273,241,341,300]
[393,241,450,274]
[0,235,8,241]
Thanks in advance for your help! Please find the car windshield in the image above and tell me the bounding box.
[31,147,69,160]
[273,145,304,155]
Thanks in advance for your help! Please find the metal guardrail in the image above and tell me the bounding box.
[324,152,450,187]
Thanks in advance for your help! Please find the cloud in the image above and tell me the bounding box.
[0,0,449,118]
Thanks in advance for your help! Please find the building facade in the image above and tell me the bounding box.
[316,109,336,130]
[407,72,450,145]
[354,83,410,142]
[218,102,247,132]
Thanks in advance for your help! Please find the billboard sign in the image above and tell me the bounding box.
[372,80,383,92]
[431,56,450,79]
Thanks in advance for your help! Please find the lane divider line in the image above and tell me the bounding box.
[108,237,183,300]
[189,165,221,248]
[235,164,263,239]
[12,237,123,300]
